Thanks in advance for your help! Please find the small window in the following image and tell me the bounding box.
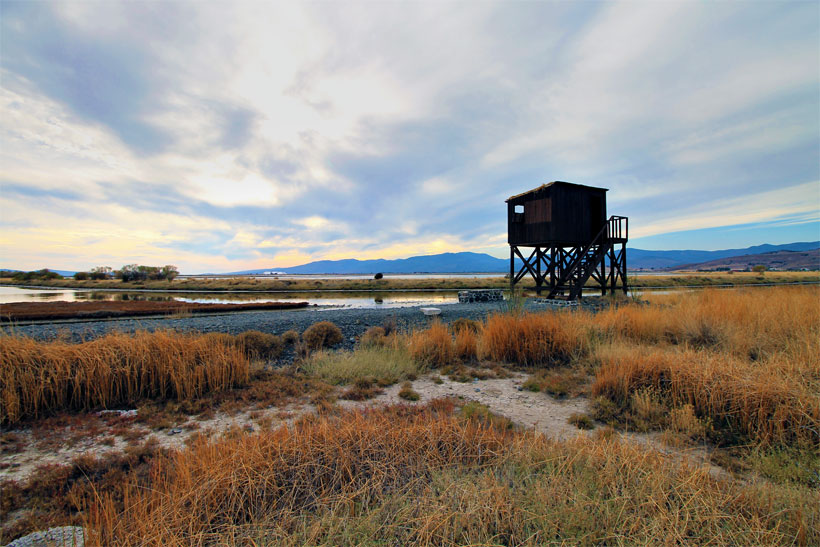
[514,205,524,214]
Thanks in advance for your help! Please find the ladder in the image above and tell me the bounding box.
[546,216,627,300]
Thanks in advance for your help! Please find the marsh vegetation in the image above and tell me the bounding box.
[1,286,818,545]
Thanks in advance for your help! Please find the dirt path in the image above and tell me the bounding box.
[2,374,729,485]
[340,373,590,441]
[341,374,730,479]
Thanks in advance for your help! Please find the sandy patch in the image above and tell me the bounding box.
[339,372,590,441]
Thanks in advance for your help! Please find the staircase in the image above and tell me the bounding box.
[546,216,627,300]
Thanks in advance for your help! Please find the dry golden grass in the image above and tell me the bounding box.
[591,344,819,447]
[478,311,588,366]
[0,330,250,425]
[83,404,818,546]
[407,320,457,367]
[594,286,820,360]
[453,327,478,362]
[586,287,820,447]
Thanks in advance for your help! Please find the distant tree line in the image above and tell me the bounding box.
[73,265,179,282]
[11,269,62,281]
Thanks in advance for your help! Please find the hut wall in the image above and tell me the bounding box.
[507,183,607,247]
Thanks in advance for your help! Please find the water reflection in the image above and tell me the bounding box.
[0,286,459,309]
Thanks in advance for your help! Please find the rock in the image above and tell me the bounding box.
[458,289,503,303]
[167,428,183,435]
[97,409,137,418]
[6,526,84,547]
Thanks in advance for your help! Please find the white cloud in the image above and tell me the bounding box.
[1,1,817,271]
[631,181,820,239]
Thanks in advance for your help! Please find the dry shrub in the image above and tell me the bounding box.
[302,321,343,351]
[82,404,817,545]
[281,330,300,345]
[0,330,250,425]
[591,345,819,447]
[451,317,480,333]
[568,412,594,430]
[1,438,164,543]
[629,387,667,431]
[359,326,387,347]
[522,367,588,398]
[407,320,456,367]
[478,312,587,367]
[340,378,383,401]
[235,330,284,360]
[398,381,420,401]
[85,405,511,545]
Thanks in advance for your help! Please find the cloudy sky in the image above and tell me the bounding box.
[1,1,818,273]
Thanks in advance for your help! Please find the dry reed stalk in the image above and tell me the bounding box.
[0,330,250,424]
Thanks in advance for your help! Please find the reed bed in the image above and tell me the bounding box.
[0,330,250,424]
[592,344,820,447]
[84,404,817,546]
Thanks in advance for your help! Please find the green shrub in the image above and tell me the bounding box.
[303,321,343,351]
[73,271,89,280]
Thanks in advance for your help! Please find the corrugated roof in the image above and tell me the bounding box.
[506,181,608,202]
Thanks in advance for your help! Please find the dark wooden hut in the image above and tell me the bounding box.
[506,181,628,299]
[507,181,608,247]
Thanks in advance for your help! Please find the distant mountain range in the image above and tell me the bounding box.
[628,241,820,270]
[672,248,820,271]
[0,268,77,277]
[224,241,819,274]
[4,242,817,277]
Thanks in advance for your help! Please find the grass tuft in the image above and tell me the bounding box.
[302,346,420,385]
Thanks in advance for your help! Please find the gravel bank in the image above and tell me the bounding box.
[3,301,547,350]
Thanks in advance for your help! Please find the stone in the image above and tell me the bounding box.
[458,289,503,303]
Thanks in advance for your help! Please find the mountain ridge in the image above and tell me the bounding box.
[221,242,819,274]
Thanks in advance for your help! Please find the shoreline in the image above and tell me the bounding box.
[2,270,819,293]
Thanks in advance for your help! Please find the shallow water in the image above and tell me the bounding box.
[0,286,460,309]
